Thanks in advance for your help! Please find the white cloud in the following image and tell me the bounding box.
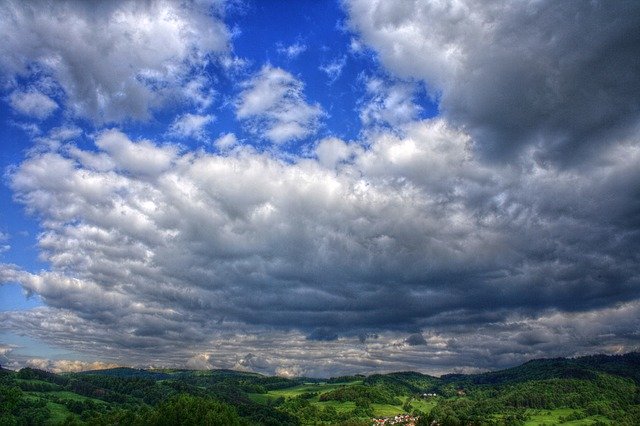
[183,76,216,111]
[9,91,58,119]
[0,232,11,254]
[95,129,178,176]
[349,38,364,54]
[0,344,14,357]
[359,77,423,128]
[315,137,358,168]
[9,121,41,137]
[319,56,347,83]
[236,65,325,143]
[186,353,213,370]
[25,358,120,373]
[214,132,238,150]
[168,113,215,141]
[0,0,230,123]
[277,42,307,59]
[48,126,82,141]
[275,365,307,378]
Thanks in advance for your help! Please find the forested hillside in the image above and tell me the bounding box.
[1,353,639,425]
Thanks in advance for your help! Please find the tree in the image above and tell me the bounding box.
[143,394,245,426]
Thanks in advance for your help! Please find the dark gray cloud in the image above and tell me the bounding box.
[405,333,427,346]
[307,328,339,342]
[2,300,638,376]
[347,0,640,165]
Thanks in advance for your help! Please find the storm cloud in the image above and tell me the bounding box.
[347,0,640,164]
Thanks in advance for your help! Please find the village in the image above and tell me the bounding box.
[371,413,420,426]
[369,392,440,425]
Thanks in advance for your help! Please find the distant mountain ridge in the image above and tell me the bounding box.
[71,351,640,384]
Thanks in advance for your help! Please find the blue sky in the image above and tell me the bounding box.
[0,0,639,376]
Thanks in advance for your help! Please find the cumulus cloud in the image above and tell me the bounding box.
[186,353,214,370]
[0,344,14,357]
[315,137,358,168]
[94,129,178,176]
[168,113,215,141]
[359,77,423,128]
[0,0,230,123]
[346,0,640,164]
[236,65,325,143]
[1,115,639,374]
[9,91,58,119]
[214,133,238,150]
[24,358,120,373]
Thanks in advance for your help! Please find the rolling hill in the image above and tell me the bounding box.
[1,353,639,425]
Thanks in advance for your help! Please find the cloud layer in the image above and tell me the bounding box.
[2,114,639,373]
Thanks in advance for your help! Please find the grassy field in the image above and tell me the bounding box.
[403,397,438,413]
[248,380,438,419]
[247,392,275,404]
[48,390,106,403]
[45,401,72,425]
[15,378,61,387]
[18,383,108,425]
[248,381,362,405]
[267,381,362,398]
[371,403,404,416]
[523,408,612,425]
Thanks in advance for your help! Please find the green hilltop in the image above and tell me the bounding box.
[1,353,639,425]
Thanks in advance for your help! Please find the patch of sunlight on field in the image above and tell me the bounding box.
[371,403,404,417]
[268,381,361,399]
[49,390,106,403]
[247,393,277,404]
[524,408,612,425]
[46,401,71,424]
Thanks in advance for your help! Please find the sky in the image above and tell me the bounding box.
[0,0,639,377]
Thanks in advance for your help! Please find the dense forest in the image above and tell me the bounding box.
[1,353,639,425]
